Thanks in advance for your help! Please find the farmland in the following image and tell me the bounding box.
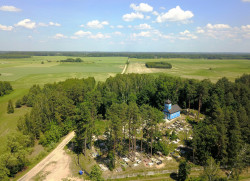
[0,56,127,153]
[126,58,250,82]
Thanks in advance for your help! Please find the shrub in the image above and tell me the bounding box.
[153,141,169,156]
[15,99,22,108]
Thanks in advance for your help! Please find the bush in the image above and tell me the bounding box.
[89,165,103,181]
[145,62,172,69]
[153,141,169,156]
[170,131,178,141]
[15,99,22,108]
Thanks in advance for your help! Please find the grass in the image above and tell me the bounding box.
[127,58,250,82]
[0,56,127,154]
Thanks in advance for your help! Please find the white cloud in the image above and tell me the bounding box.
[180,30,190,35]
[206,23,230,29]
[89,33,111,39]
[241,25,250,31]
[132,31,151,37]
[0,24,13,31]
[53,33,67,39]
[74,30,110,39]
[123,12,144,22]
[242,0,250,2]
[145,16,151,20]
[156,6,194,23]
[117,25,124,28]
[113,31,122,36]
[86,20,109,29]
[160,7,166,10]
[128,25,132,28]
[130,3,153,12]
[0,5,21,12]
[179,30,197,40]
[196,24,239,40]
[74,30,92,37]
[38,23,47,27]
[134,23,152,30]
[196,27,205,33]
[49,22,61,26]
[39,22,61,27]
[15,19,36,29]
[152,11,159,16]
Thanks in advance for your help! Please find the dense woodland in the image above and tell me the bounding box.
[0,81,13,96]
[1,51,250,59]
[145,61,172,69]
[0,73,249,180]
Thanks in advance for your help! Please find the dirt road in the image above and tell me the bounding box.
[18,131,75,181]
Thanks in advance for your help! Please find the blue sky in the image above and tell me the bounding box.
[0,0,250,52]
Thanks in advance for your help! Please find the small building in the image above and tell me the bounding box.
[163,99,181,120]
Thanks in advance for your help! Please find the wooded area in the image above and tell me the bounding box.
[0,73,249,180]
[145,62,172,69]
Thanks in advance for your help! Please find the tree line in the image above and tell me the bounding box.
[0,54,31,59]
[1,51,250,59]
[0,81,13,96]
[0,73,249,180]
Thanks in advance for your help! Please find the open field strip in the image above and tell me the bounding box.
[127,58,250,82]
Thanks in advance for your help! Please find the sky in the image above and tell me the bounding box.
[0,0,250,52]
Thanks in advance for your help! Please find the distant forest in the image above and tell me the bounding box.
[1,51,250,59]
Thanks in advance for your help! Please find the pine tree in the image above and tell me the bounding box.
[7,100,14,114]
[202,157,220,181]
[178,160,191,181]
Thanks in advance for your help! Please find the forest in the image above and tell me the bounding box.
[145,61,172,69]
[0,73,249,180]
[1,51,250,60]
[0,81,13,96]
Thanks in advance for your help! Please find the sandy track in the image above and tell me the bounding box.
[18,131,75,181]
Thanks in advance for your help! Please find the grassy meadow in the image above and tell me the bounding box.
[127,58,250,82]
[0,56,127,153]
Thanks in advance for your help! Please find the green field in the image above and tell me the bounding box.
[127,58,250,82]
[0,56,127,153]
